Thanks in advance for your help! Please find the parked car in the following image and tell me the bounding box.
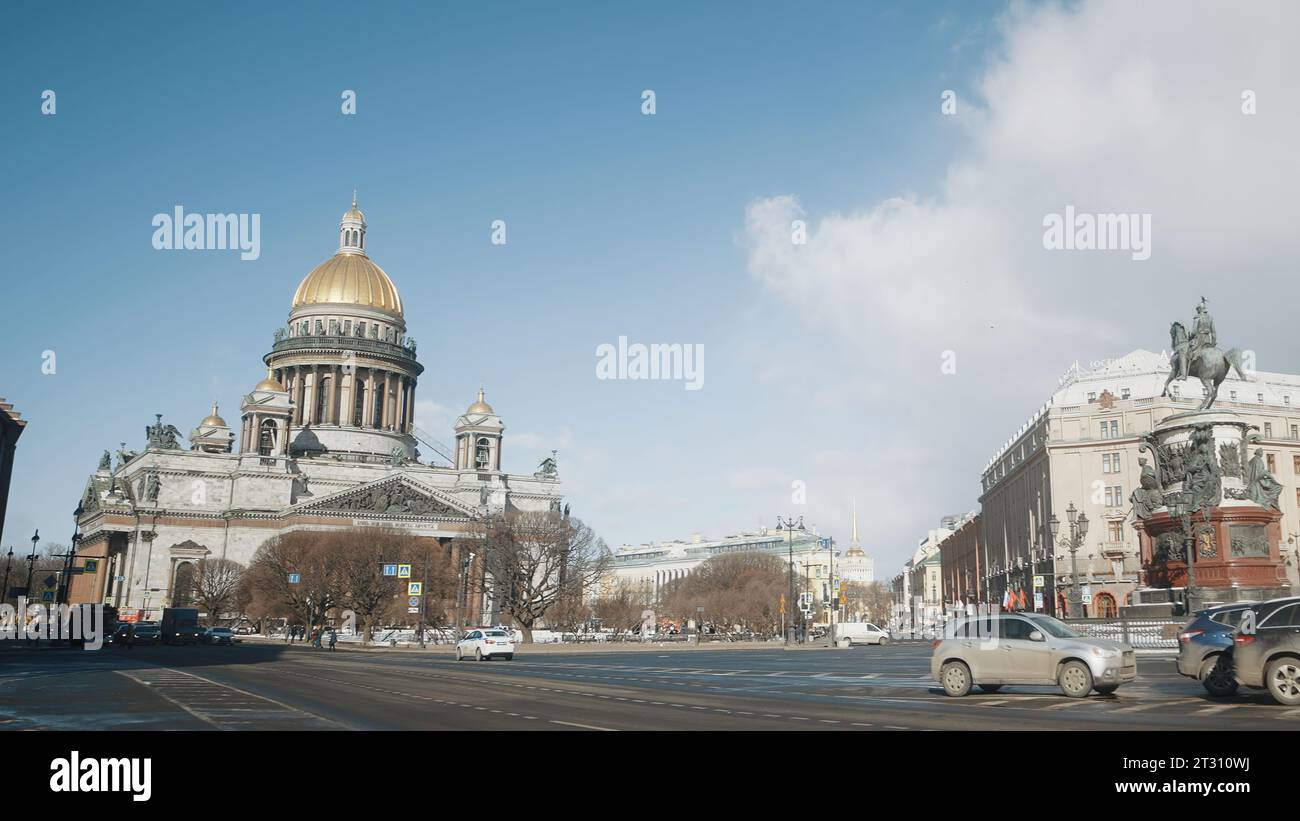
[1233,596,1300,705]
[201,627,236,646]
[108,624,132,647]
[455,628,516,661]
[834,622,891,647]
[1176,601,1256,696]
[931,612,1136,698]
[131,623,161,646]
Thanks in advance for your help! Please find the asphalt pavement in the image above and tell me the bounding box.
[2,641,1295,731]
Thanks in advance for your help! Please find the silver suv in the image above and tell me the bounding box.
[931,613,1136,698]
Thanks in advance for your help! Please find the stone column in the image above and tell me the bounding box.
[380,372,391,431]
[405,376,416,433]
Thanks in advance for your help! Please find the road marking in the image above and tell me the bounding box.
[1194,704,1235,715]
[550,720,616,731]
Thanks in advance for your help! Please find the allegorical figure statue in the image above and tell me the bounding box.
[1244,448,1283,509]
[98,450,112,471]
[1130,457,1164,519]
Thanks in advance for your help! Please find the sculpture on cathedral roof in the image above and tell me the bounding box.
[534,450,558,480]
[145,414,183,450]
[98,450,111,471]
[1159,298,1250,410]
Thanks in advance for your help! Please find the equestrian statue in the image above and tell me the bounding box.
[1160,297,1250,411]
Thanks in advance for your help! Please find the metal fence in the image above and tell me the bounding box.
[1061,618,1184,649]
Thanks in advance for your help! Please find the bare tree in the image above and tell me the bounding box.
[248,531,346,634]
[193,558,244,626]
[472,510,609,643]
[659,552,790,636]
[592,581,642,634]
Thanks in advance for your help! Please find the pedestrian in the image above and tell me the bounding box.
[313,627,322,649]
[125,622,136,650]
[328,629,337,652]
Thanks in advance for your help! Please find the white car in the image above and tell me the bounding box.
[834,622,891,647]
[455,628,516,661]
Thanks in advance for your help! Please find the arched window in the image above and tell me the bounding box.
[172,562,196,606]
[258,419,277,456]
[475,437,492,470]
[1094,592,1118,619]
[353,383,366,426]
[315,376,331,424]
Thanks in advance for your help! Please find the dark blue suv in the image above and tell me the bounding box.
[1176,602,1256,696]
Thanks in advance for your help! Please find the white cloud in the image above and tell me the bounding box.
[742,0,1300,574]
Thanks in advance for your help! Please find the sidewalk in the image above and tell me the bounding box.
[243,635,787,654]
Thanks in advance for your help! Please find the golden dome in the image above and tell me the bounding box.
[466,387,495,414]
[200,402,228,428]
[292,252,403,317]
[255,369,285,392]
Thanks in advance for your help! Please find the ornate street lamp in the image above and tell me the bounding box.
[776,515,804,645]
[1166,493,1199,614]
[1050,503,1089,619]
[23,530,39,602]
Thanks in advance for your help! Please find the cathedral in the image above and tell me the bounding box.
[68,199,562,622]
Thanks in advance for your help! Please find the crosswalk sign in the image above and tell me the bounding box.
[398,564,412,579]
[407,581,423,596]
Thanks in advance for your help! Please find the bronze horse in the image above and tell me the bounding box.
[1161,321,1250,410]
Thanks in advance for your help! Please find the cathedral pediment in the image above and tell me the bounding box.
[295,476,473,519]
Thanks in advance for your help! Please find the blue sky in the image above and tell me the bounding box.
[5,1,1295,575]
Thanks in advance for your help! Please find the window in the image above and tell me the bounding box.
[1002,618,1035,640]
[315,376,331,423]
[1108,521,1124,543]
[257,420,277,457]
[356,321,366,338]
[475,437,492,470]
[1292,425,1298,439]
[1261,604,1300,628]
[1088,392,1097,402]
[1267,453,1276,473]
[1294,455,1300,475]
[353,383,366,426]
[1264,423,1273,438]
[1099,419,1120,439]
[1102,452,1121,474]
[1171,384,1180,398]
[1258,393,1265,402]
[1121,388,1131,399]
[1105,486,1123,506]
[1230,391,1237,401]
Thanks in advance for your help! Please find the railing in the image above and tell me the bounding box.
[270,335,421,367]
[1061,618,1183,649]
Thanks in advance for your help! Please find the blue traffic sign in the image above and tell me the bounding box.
[288,573,301,584]
[383,564,398,577]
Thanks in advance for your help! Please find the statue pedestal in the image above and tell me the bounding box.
[1131,409,1291,608]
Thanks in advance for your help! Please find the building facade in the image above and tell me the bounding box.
[939,512,983,607]
[0,397,27,551]
[607,528,834,606]
[68,201,563,622]
[979,349,1300,618]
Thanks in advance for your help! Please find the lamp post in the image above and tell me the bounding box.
[23,530,39,602]
[58,504,84,606]
[826,536,836,647]
[1167,493,1199,615]
[1049,503,1089,619]
[2,547,13,604]
[776,515,804,646]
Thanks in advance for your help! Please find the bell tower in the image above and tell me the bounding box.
[454,388,504,472]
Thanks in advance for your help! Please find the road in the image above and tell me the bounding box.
[1,641,1294,730]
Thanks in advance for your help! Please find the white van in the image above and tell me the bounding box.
[834,622,891,648]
